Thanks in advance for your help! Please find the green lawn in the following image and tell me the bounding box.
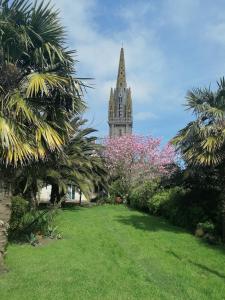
[0,205,225,300]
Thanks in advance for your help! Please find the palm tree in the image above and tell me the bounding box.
[13,118,107,205]
[0,0,84,265]
[173,78,225,240]
[0,0,85,165]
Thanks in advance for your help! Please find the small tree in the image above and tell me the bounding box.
[0,0,85,267]
[103,135,175,197]
[173,78,225,241]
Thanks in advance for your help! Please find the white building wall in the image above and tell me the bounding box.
[38,185,88,203]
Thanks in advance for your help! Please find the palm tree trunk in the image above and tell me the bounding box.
[79,189,82,206]
[219,168,225,242]
[50,184,61,204]
[0,182,11,272]
[221,197,225,242]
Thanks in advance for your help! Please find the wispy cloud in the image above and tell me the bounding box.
[206,22,225,46]
[54,0,167,124]
[135,112,158,121]
[161,0,200,27]
[52,0,225,141]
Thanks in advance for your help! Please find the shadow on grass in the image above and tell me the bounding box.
[116,212,225,252]
[190,261,225,280]
[196,237,225,256]
[117,211,225,264]
[61,206,82,211]
[166,249,225,280]
[117,212,225,280]
[61,202,97,211]
[116,213,186,234]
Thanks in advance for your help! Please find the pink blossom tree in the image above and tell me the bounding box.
[103,135,176,195]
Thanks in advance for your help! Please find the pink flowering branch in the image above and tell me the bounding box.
[102,135,176,186]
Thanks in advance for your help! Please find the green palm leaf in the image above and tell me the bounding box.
[25,72,68,97]
[173,77,225,167]
[0,116,34,164]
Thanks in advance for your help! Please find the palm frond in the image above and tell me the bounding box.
[35,122,63,152]
[0,116,34,165]
[173,78,225,167]
[6,91,37,123]
[25,72,68,97]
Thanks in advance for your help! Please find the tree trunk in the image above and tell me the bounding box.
[219,168,225,242]
[50,184,61,204]
[79,189,82,206]
[221,197,225,242]
[0,183,11,272]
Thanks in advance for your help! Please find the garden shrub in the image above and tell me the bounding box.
[108,179,128,201]
[10,196,29,233]
[197,221,215,235]
[129,181,160,211]
[9,196,58,241]
[147,190,169,215]
[148,187,219,232]
[92,195,113,205]
[21,209,56,235]
[148,186,186,216]
[179,189,220,233]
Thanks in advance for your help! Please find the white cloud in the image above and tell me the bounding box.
[53,0,167,105]
[118,2,155,23]
[56,0,97,43]
[206,22,225,46]
[161,0,200,27]
[52,0,219,140]
[135,111,158,121]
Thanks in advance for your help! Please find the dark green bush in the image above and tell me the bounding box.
[21,209,56,235]
[10,196,29,233]
[148,187,186,216]
[129,181,160,211]
[9,196,57,240]
[108,179,128,200]
[197,221,215,235]
[148,187,217,231]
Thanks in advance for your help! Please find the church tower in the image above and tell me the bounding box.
[108,48,133,137]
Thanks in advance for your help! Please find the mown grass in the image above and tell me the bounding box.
[0,205,225,300]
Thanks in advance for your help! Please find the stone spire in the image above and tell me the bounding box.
[116,47,127,89]
[108,48,133,137]
[108,88,114,119]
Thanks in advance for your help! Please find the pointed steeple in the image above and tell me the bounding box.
[108,47,133,137]
[116,48,127,89]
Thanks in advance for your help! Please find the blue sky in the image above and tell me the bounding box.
[53,0,225,142]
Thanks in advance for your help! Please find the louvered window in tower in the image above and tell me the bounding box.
[118,96,122,117]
